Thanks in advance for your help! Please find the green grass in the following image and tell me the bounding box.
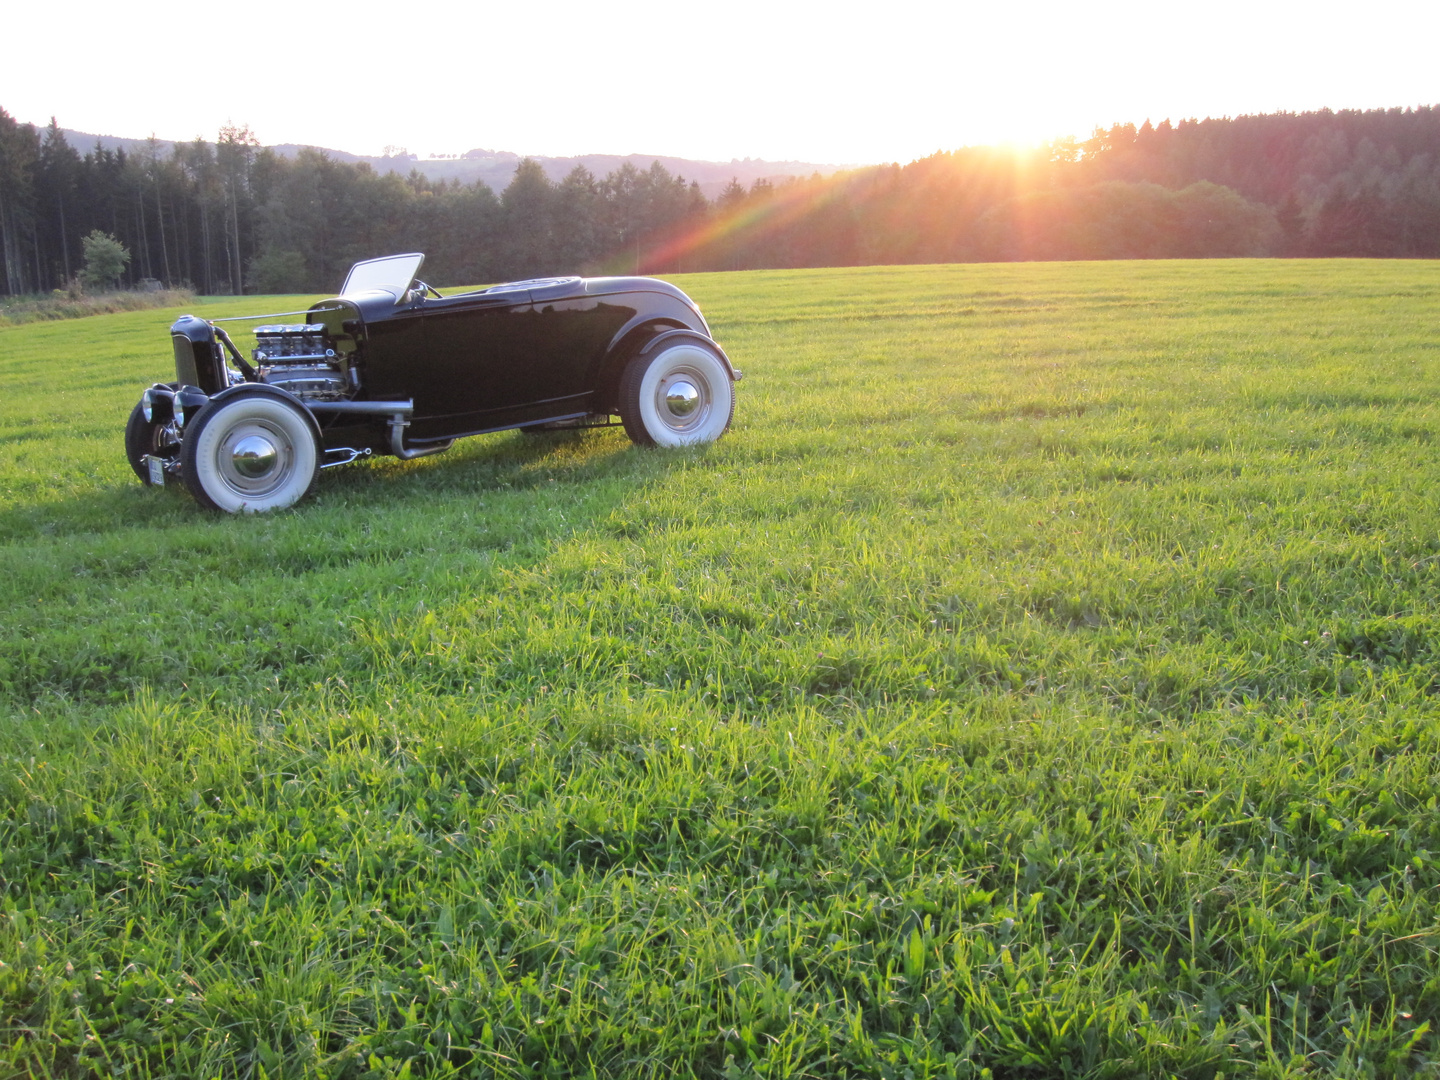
[2,259,1439,1078]
[0,288,194,328]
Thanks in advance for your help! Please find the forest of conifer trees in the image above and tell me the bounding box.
[2,104,1438,297]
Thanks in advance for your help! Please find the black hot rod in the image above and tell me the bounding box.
[125,253,738,512]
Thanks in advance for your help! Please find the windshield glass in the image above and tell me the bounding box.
[340,253,425,299]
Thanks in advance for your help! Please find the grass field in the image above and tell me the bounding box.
[2,259,1439,1078]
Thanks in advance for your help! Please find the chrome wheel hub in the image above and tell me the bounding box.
[665,380,700,418]
[654,366,712,433]
[231,434,279,479]
[216,421,293,497]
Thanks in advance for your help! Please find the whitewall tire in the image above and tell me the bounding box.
[181,392,319,512]
[618,341,734,448]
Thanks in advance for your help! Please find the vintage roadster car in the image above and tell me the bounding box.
[124,253,738,512]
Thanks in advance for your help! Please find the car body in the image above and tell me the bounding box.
[125,253,739,511]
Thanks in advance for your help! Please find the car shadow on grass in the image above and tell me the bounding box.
[314,426,642,500]
[0,427,650,543]
[0,426,710,710]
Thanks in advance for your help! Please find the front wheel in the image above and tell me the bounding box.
[618,341,734,448]
[124,403,173,480]
[180,392,319,512]
[124,392,180,482]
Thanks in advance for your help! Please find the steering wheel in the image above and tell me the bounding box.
[410,280,444,300]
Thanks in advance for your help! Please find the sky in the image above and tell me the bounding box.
[6,0,1439,166]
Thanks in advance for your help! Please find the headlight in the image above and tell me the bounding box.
[172,387,209,429]
[142,387,174,423]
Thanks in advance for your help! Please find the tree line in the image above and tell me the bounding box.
[2,104,1439,297]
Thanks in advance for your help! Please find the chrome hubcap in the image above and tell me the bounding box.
[231,434,278,479]
[665,380,700,418]
[217,420,294,497]
[654,365,712,434]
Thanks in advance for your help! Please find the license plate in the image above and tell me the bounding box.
[146,455,165,486]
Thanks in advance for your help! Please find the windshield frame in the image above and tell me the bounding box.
[340,253,426,301]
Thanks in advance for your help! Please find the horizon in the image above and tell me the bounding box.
[31,100,1440,179]
[41,123,865,170]
[6,0,1439,165]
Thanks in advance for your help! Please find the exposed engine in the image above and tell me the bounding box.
[252,324,352,401]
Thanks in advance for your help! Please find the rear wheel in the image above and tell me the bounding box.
[618,341,734,447]
[180,392,319,512]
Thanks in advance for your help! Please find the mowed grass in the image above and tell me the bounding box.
[1,259,1439,1078]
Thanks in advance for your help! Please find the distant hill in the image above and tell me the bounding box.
[59,129,855,200]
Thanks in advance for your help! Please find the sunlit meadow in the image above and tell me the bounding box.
[2,259,1438,1077]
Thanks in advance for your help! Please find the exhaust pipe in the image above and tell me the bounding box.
[387,412,453,460]
[305,399,452,460]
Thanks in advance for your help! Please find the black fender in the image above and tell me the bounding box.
[189,382,324,448]
[591,326,736,412]
[597,286,708,360]
[637,329,737,379]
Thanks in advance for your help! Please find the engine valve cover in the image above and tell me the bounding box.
[253,324,349,400]
[254,323,332,361]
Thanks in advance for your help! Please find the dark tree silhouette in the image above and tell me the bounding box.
[4,104,1440,297]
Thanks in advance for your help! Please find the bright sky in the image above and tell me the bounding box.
[7,0,1438,166]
